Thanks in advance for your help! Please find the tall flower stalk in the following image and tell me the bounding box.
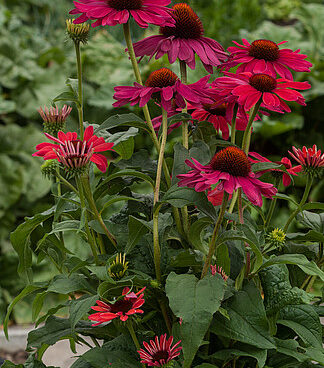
[75,41,84,139]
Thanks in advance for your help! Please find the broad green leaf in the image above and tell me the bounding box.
[10,207,55,275]
[297,210,324,232]
[278,304,323,348]
[99,196,141,215]
[251,162,282,172]
[211,281,275,349]
[114,137,134,160]
[274,338,308,363]
[95,113,149,133]
[188,217,212,253]
[125,216,149,254]
[260,254,324,281]
[47,274,95,294]
[32,291,47,322]
[70,294,98,330]
[166,273,225,368]
[287,230,324,243]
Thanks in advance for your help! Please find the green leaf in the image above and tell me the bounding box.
[251,162,282,172]
[53,78,80,106]
[70,294,98,330]
[209,343,267,368]
[32,291,47,322]
[301,203,324,211]
[211,281,275,349]
[297,210,324,232]
[260,254,324,281]
[114,137,134,160]
[99,196,141,215]
[162,186,217,221]
[10,207,55,275]
[166,273,226,368]
[274,338,308,363]
[287,230,324,243]
[47,274,95,294]
[125,216,149,254]
[95,113,149,133]
[278,304,323,348]
[188,217,212,253]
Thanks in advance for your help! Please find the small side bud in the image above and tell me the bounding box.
[108,253,129,281]
[66,19,90,45]
[266,228,286,251]
[41,159,59,179]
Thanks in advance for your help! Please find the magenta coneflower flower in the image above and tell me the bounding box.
[33,126,114,173]
[177,146,277,207]
[249,152,302,186]
[70,0,175,28]
[113,68,211,111]
[38,105,72,135]
[207,187,232,207]
[89,287,145,326]
[210,265,228,281]
[289,145,324,176]
[133,3,227,73]
[187,100,249,140]
[222,39,312,80]
[138,334,182,367]
[212,72,311,113]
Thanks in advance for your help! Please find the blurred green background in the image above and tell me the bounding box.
[0,0,323,325]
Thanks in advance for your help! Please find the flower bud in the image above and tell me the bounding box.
[41,159,59,179]
[38,105,72,136]
[66,19,90,45]
[108,253,128,281]
[266,228,286,250]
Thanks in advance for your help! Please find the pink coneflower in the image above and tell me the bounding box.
[249,152,302,186]
[187,100,249,140]
[177,146,277,207]
[289,145,324,176]
[70,0,175,28]
[207,187,232,206]
[38,105,72,135]
[210,265,228,281]
[33,126,114,173]
[133,3,227,73]
[113,68,211,111]
[212,72,311,113]
[138,334,182,367]
[222,39,312,80]
[89,287,145,326]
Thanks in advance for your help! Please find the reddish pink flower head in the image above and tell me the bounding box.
[138,334,182,367]
[177,146,277,207]
[70,0,175,28]
[133,3,227,73]
[210,265,228,281]
[213,72,311,113]
[38,105,72,136]
[289,145,324,175]
[89,287,145,326]
[222,39,312,80]
[249,152,302,186]
[113,68,212,112]
[33,126,114,173]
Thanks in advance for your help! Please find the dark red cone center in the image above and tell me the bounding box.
[249,73,277,92]
[145,68,179,88]
[152,350,170,362]
[109,299,133,313]
[160,3,204,39]
[107,0,143,10]
[210,147,251,177]
[249,39,279,61]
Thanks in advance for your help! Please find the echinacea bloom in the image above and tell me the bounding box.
[177,146,277,207]
[113,68,212,111]
[213,72,311,113]
[33,126,114,173]
[187,100,249,140]
[133,3,227,73]
[70,0,175,28]
[38,105,72,135]
[249,152,302,186]
[289,145,324,175]
[222,39,312,80]
[207,187,232,206]
[89,287,145,325]
[210,265,228,281]
[138,334,182,367]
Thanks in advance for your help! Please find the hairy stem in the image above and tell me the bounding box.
[265,177,281,229]
[127,320,145,368]
[74,41,84,139]
[241,99,262,154]
[231,104,239,145]
[201,192,229,279]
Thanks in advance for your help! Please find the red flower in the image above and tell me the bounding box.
[89,287,145,326]
[138,334,182,367]
[222,39,312,80]
[70,0,175,28]
[289,145,324,170]
[33,126,114,173]
[249,152,302,186]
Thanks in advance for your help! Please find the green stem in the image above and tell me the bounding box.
[265,177,281,229]
[238,188,244,224]
[153,206,162,283]
[201,192,229,279]
[231,104,238,145]
[74,41,84,139]
[283,175,313,232]
[56,172,78,195]
[76,177,99,265]
[81,174,117,249]
[160,300,172,335]
[241,99,262,154]
[122,21,183,237]
[127,320,145,368]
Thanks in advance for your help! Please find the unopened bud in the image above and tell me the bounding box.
[66,19,90,44]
